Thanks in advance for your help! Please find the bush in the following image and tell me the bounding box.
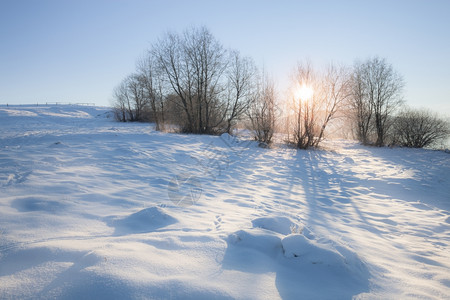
[392,108,449,148]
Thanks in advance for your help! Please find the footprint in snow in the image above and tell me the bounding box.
[214,215,223,231]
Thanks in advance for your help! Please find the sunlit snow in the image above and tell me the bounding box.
[0,105,449,299]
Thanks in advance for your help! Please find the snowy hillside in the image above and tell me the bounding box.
[0,105,449,299]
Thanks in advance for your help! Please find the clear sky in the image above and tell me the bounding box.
[1,0,449,116]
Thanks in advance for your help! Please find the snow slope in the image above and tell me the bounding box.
[0,105,449,299]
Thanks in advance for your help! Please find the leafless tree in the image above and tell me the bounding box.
[112,73,151,122]
[289,61,317,149]
[317,64,353,142]
[351,57,404,146]
[288,62,351,149]
[113,77,134,122]
[137,56,165,130]
[224,51,256,134]
[112,82,127,122]
[349,63,374,144]
[152,26,228,134]
[392,108,449,148]
[152,31,194,131]
[248,72,277,144]
[185,26,228,133]
[127,73,147,121]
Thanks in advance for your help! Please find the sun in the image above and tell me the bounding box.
[294,84,314,101]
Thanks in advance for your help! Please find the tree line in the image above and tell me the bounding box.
[112,26,449,149]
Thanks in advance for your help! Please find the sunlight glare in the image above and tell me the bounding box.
[295,84,314,101]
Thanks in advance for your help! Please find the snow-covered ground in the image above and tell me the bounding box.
[0,105,449,299]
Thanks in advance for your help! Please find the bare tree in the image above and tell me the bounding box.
[113,77,134,122]
[351,57,404,146]
[112,81,128,122]
[152,31,195,132]
[289,61,318,149]
[248,72,277,145]
[224,51,256,134]
[316,64,353,143]
[392,108,449,148]
[349,63,374,144]
[137,56,165,130]
[112,73,152,122]
[288,62,351,149]
[127,74,147,121]
[152,26,228,134]
[185,26,228,133]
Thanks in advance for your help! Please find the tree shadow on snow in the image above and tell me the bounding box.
[353,146,450,211]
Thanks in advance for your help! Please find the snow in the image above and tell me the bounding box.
[0,104,449,299]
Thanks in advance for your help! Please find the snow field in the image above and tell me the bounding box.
[0,105,449,299]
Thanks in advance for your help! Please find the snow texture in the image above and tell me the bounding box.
[0,105,449,299]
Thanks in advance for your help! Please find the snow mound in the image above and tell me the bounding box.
[252,216,315,239]
[219,132,241,146]
[282,234,343,264]
[219,132,233,142]
[251,216,295,235]
[110,206,177,235]
[228,228,283,257]
[343,156,355,164]
[223,227,370,299]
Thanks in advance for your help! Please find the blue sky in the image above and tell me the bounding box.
[1,0,449,116]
